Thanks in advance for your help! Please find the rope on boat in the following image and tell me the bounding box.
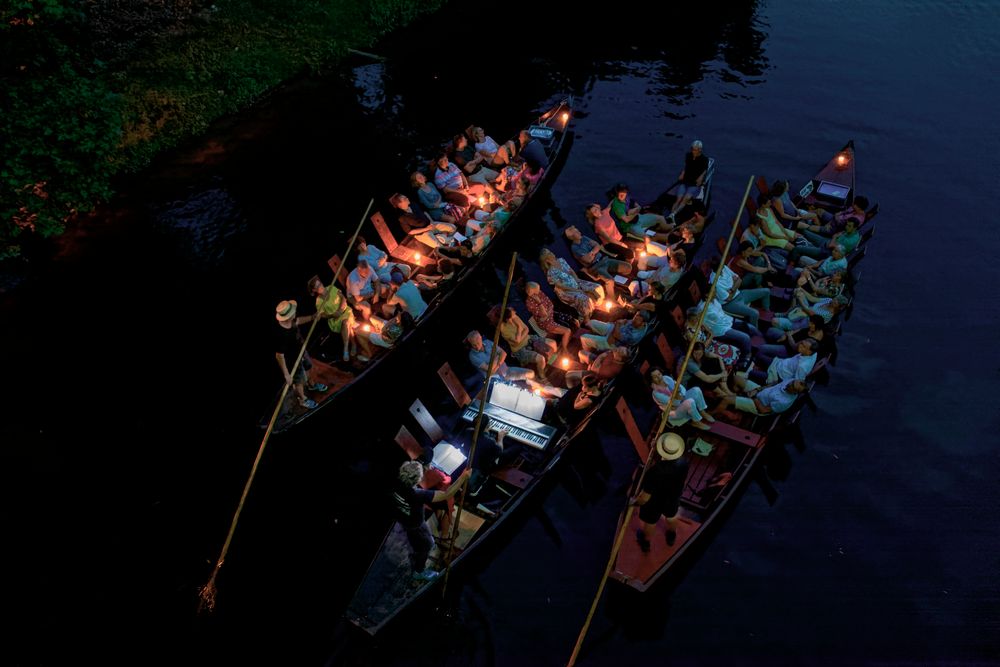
[567,176,755,666]
[440,252,519,599]
[197,198,374,614]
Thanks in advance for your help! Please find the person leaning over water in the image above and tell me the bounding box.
[394,461,471,581]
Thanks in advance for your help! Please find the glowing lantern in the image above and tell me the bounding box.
[835,152,850,170]
[561,112,570,123]
[414,252,421,262]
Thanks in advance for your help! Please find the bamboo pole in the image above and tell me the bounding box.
[567,176,754,666]
[440,252,519,599]
[198,198,374,613]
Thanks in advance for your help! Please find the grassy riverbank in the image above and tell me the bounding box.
[0,0,444,260]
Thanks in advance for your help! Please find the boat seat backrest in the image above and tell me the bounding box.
[864,202,880,224]
[655,333,675,369]
[744,195,758,219]
[326,254,349,289]
[394,425,425,461]
[615,396,650,461]
[370,211,399,253]
[437,361,471,409]
[755,175,769,198]
[409,398,444,444]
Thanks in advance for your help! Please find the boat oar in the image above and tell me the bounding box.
[440,252,519,600]
[197,198,374,614]
[567,176,754,667]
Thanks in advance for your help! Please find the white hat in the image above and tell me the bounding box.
[655,432,686,461]
[275,300,297,322]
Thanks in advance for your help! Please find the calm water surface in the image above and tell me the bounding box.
[2,1,999,665]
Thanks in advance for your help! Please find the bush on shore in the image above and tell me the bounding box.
[0,0,444,260]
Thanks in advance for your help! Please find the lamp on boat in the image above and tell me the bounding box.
[561,111,570,124]
[835,151,850,170]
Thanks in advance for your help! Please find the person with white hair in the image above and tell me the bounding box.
[393,461,471,581]
[669,139,710,218]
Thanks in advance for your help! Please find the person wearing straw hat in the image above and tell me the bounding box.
[630,432,690,552]
[274,299,327,410]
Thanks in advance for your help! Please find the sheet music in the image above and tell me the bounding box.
[514,390,546,420]
[488,380,521,412]
[431,441,466,475]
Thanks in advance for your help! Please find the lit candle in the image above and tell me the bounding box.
[478,196,486,207]
[561,357,570,369]
[362,323,371,333]
[605,300,614,311]
[561,112,569,123]
[640,250,647,257]
[836,153,849,168]
[533,388,542,396]
[414,252,421,262]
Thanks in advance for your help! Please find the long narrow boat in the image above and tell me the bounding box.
[344,157,718,635]
[609,140,876,592]
[265,98,575,433]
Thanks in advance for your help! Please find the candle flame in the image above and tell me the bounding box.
[605,300,614,311]
[362,324,371,332]
[561,112,569,122]
[561,357,570,369]
[533,388,542,396]
[478,196,486,206]
[640,250,647,257]
[414,252,421,261]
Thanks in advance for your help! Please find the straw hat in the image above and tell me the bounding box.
[655,433,686,461]
[275,299,297,322]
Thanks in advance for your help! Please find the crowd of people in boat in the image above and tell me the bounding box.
[272,120,556,411]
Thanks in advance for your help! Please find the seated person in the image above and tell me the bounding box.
[390,193,457,249]
[756,193,802,252]
[517,129,549,170]
[411,171,462,223]
[584,203,633,259]
[357,236,411,283]
[565,225,632,297]
[308,276,355,362]
[524,281,572,353]
[567,345,630,387]
[346,259,385,321]
[756,315,831,368]
[465,329,536,384]
[463,426,523,496]
[499,307,555,380]
[799,196,869,236]
[649,368,713,430]
[556,372,605,427]
[470,126,518,169]
[801,217,861,256]
[770,179,821,227]
[794,244,848,279]
[521,162,544,191]
[797,269,846,300]
[741,216,789,272]
[675,199,709,236]
[609,183,672,240]
[638,248,686,291]
[709,258,771,330]
[669,139,710,218]
[449,133,499,188]
[356,311,414,359]
[678,341,734,397]
[384,270,428,320]
[433,153,488,207]
[766,294,848,338]
[731,240,778,289]
[580,311,648,352]
[712,378,807,419]
[540,248,604,321]
[745,337,818,386]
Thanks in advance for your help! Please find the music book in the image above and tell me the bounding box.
[431,441,466,475]
[453,232,468,243]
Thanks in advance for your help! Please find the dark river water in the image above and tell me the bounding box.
[2,1,999,665]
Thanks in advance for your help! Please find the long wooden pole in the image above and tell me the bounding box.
[440,252,519,599]
[198,198,374,613]
[566,177,754,666]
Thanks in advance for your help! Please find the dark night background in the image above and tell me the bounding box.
[1,1,998,665]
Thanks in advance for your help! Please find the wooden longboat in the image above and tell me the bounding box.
[609,140,877,592]
[265,98,575,433]
[344,156,720,636]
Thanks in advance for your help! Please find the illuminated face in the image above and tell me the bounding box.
[437,157,450,170]
[651,370,663,384]
[414,172,426,186]
[397,195,410,209]
[616,191,628,202]
[589,203,601,217]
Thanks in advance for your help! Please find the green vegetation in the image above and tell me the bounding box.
[1,0,445,260]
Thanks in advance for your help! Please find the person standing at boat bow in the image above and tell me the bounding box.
[394,461,471,581]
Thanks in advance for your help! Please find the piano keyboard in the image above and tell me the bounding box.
[461,401,557,450]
